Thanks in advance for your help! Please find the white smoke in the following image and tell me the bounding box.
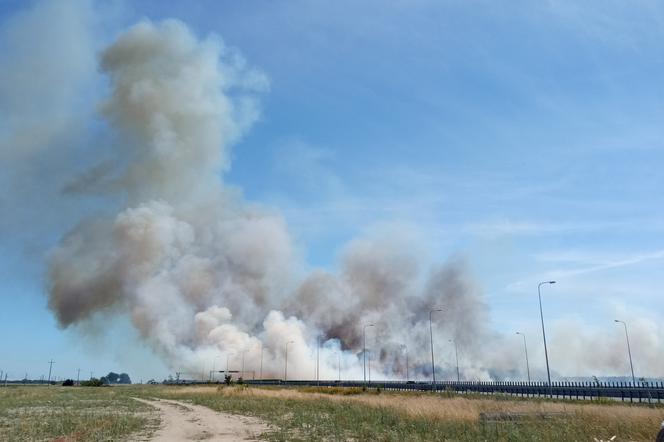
[42,18,494,380]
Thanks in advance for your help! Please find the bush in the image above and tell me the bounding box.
[62,379,74,386]
[81,378,104,387]
[224,374,233,386]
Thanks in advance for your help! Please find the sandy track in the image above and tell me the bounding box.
[133,397,268,441]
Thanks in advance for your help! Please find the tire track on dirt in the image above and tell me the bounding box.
[133,397,268,441]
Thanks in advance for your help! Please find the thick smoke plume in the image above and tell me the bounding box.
[46,19,493,380]
[40,17,662,381]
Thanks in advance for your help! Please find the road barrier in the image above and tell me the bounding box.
[245,379,664,403]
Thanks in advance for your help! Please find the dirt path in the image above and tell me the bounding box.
[133,397,269,441]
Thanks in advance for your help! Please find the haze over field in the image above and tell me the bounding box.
[1,0,663,382]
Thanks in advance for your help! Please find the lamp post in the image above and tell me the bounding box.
[211,357,222,382]
[516,332,531,382]
[401,344,409,382]
[284,341,295,381]
[337,351,341,382]
[429,309,443,387]
[614,319,636,385]
[260,344,265,380]
[226,352,234,381]
[363,324,374,385]
[241,350,246,380]
[538,281,555,395]
[449,339,460,382]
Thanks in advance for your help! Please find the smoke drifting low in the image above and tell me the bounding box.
[43,19,492,380]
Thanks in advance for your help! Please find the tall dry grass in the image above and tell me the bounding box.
[146,385,664,441]
[164,384,663,424]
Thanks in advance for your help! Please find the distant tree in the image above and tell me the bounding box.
[62,379,74,386]
[118,373,132,384]
[224,374,233,385]
[105,372,120,383]
[81,378,104,387]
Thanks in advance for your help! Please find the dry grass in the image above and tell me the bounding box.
[149,384,664,441]
[165,384,663,424]
[0,386,155,441]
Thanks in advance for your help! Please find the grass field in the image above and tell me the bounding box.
[0,385,156,441]
[1,384,662,441]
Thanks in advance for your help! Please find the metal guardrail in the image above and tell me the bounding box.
[244,379,664,403]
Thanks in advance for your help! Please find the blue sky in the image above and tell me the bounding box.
[1,0,663,381]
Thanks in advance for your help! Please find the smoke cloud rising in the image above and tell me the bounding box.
[3,3,660,381]
[44,19,497,380]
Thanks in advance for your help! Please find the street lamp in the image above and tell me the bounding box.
[211,357,222,382]
[260,344,265,380]
[401,344,409,382]
[516,332,531,382]
[363,323,374,385]
[614,319,636,385]
[538,281,555,395]
[337,351,341,382]
[429,308,443,387]
[241,350,246,380]
[226,352,234,380]
[284,341,295,381]
[449,339,460,382]
[316,336,320,386]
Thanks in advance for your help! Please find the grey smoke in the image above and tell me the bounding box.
[43,18,494,380]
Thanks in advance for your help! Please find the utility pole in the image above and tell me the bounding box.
[260,345,265,380]
[47,360,55,384]
[77,368,81,385]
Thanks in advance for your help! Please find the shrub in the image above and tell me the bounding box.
[81,378,104,387]
[62,379,74,386]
